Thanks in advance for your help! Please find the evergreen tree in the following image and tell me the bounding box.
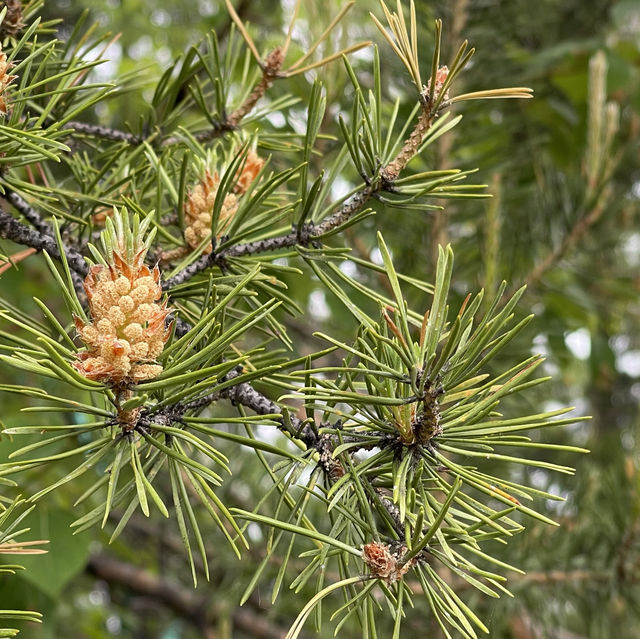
[0,1,638,638]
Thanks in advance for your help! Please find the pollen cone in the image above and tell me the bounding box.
[74,211,172,384]
[184,170,238,253]
[183,149,264,253]
[0,42,17,114]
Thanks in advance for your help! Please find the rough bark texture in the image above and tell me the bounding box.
[381,107,433,183]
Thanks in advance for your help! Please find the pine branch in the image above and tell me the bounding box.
[61,121,142,145]
[3,187,53,236]
[162,183,376,290]
[138,363,404,536]
[221,378,319,446]
[141,368,321,456]
[228,47,284,126]
[163,119,237,146]
[0,181,375,343]
[201,373,405,535]
[62,119,239,148]
[62,44,279,149]
[157,57,463,293]
[381,104,434,183]
[221,379,405,538]
[0,205,88,294]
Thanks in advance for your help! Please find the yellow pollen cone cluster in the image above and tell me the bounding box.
[0,43,16,114]
[184,170,238,253]
[74,215,171,384]
[183,149,264,253]
[233,148,264,195]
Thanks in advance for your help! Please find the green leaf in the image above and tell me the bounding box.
[14,507,91,599]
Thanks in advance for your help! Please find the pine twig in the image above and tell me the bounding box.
[61,121,142,145]
[161,118,237,147]
[228,47,285,126]
[3,187,53,236]
[0,206,88,295]
[162,183,376,290]
[163,46,285,145]
[220,375,322,451]
[381,104,434,183]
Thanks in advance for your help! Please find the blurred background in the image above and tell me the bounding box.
[0,0,639,637]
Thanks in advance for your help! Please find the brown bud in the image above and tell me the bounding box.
[0,1,24,40]
[362,542,414,584]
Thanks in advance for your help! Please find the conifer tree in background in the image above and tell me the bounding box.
[0,1,638,638]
